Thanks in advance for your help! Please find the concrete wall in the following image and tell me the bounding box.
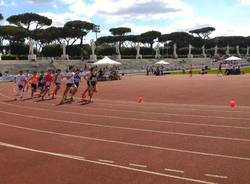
[0,58,248,74]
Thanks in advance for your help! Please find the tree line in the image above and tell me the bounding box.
[0,12,250,59]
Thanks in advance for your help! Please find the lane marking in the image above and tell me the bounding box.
[0,141,217,184]
[0,122,250,161]
[3,83,250,111]
[0,109,250,143]
[7,88,250,116]
[1,97,250,133]
[129,163,147,168]
[98,159,114,164]
[90,96,250,111]
[1,90,250,122]
[205,174,228,179]
[164,168,185,174]
[1,90,250,132]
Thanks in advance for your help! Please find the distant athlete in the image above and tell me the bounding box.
[29,71,38,98]
[74,68,81,88]
[14,70,26,100]
[217,62,223,76]
[38,71,45,96]
[40,69,53,100]
[189,64,193,77]
[60,66,77,104]
[82,67,98,102]
[24,70,31,92]
[52,69,63,99]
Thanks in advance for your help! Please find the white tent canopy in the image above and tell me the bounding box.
[93,56,122,66]
[155,60,170,65]
[225,56,242,61]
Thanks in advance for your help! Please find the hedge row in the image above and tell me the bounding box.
[1,45,248,60]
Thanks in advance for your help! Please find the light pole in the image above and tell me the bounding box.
[93,25,100,41]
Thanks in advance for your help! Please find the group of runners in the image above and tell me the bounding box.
[14,66,98,104]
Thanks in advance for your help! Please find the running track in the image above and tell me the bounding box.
[0,75,250,184]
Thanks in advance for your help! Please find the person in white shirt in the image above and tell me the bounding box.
[15,70,26,100]
[60,66,77,104]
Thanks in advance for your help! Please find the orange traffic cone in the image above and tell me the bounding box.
[229,98,236,108]
[138,96,144,103]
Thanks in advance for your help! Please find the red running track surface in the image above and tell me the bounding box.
[0,75,250,184]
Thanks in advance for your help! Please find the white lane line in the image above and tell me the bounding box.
[0,142,217,184]
[92,97,250,111]
[129,163,147,168]
[164,168,184,174]
[2,98,250,131]
[0,108,250,143]
[92,103,250,114]
[205,174,228,179]
[1,92,250,132]
[0,91,250,122]
[5,89,250,115]
[0,122,250,162]
[98,159,114,164]
[2,86,250,111]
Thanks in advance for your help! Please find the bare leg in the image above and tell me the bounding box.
[52,85,60,99]
[60,86,70,103]
[41,87,49,100]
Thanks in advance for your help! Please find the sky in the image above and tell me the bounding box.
[0,0,250,42]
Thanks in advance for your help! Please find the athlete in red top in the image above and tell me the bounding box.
[41,69,53,100]
[189,64,193,77]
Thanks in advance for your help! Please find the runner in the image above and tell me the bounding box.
[14,70,26,101]
[24,70,31,92]
[38,71,45,96]
[83,67,98,102]
[52,69,63,99]
[217,62,223,76]
[40,69,53,101]
[29,71,38,98]
[189,64,193,77]
[60,66,77,104]
[74,68,81,88]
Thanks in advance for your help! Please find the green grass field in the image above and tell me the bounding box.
[171,66,250,75]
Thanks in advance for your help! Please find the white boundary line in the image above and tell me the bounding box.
[0,141,217,184]
[0,122,250,161]
[2,87,250,117]
[0,108,250,143]
[3,82,250,110]
[205,174,228,179]
[1,98,250,132]
[1,89,250,124]
[164,168,185,174]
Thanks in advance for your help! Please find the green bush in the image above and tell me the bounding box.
[96,46,116,56]
[1,55,17,60]
[18,55,28,60]
[67,44,91,57]
[41,44,62,57]
[9,43,29,55]
[121,48,136,56]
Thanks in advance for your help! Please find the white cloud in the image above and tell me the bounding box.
[0,0,6,6]
[0,0,16,7]
[60,0,192,21]
[239,0,250,5]
[27,0,54,4]
[20,0,249,38]
[120,16,250,38]
[39,12,90,27]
